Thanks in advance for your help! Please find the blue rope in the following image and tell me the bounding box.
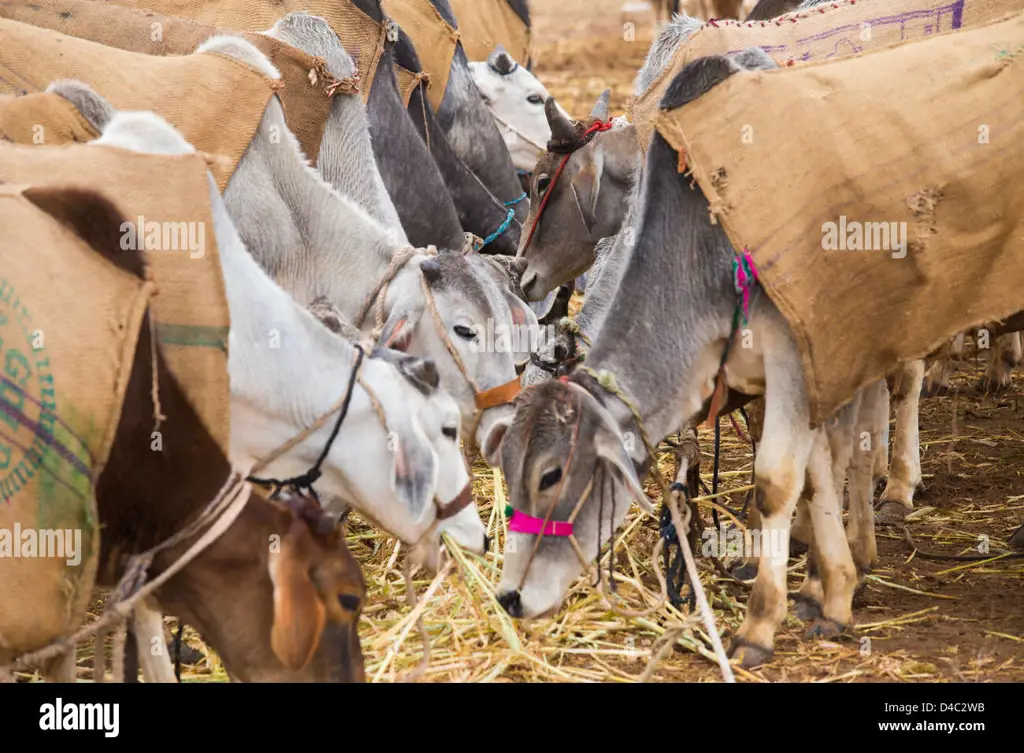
[503,192,528,207]
[475,207,515,250]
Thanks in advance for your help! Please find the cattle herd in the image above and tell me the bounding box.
[0,0,1020,684]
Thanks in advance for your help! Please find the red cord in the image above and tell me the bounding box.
[520,119,614,255]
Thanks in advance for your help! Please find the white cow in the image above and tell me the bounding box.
[469,46,571,175]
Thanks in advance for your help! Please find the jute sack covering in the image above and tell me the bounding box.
[652,10,1024,425]
[111,0,388,106]
[631,0,1023,156]
[0,0,344,166]
[0,92,100,144]
[0,137,233,456]
[0,18,275,191]
[395,64,431,108]
[0,180,152,655]
[449,0,532,65]
[382,0,460,112]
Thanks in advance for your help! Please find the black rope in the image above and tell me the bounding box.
[661,482,694,609]
[607,466,616,594]
[738,406,757,519]
[711,416,722,529]
[247,345,366,502]
[173,622,183,682]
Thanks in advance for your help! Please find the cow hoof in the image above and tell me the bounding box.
[730,561,758,581]
[920,382,950,398]
[793,595,823,622]
[875,500,911,525]
[806,617,848,640]
[168,641,205,666]
[790,538,809,556]
[974,376,1007,395]
[1009,521,1024,551]
[729,638,773,669]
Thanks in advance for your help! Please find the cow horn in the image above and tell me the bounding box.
[590,89,611,122]
[545,97,577,146]
[487,45,517,76]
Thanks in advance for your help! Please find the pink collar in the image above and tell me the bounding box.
[506,505,573,537]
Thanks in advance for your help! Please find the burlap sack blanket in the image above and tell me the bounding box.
[382,0,460,112]
[0,181,150,654]
[652,10,1024,425]
[631,0,1023,155]
[0,135,233,457]
[449,0,532,66]
[395,64,431,108]
[0,92,100,144]
[0,0,340,166]
[0,18,275,191]
[112,0,388,106]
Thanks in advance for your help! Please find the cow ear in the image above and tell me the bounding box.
[379,303,423,352]
[482,414,513,468]
[389,423,438,521]
[269,517,327,672]
[592,401,655,515]
[570,150,604,234]
[504,292,539,364]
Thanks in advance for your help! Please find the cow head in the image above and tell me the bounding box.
[468,46,568,172]
[518,91,640,301]
[483,378,652,619]
[376,250,539,460]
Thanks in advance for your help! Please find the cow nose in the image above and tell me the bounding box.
[497,589,523,618]
[521,272,538,298]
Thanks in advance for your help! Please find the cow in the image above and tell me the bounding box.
[468,46,570,178]
[381,0,530,231]
[391,26,526,255]
[483,52,892,670]
[0,121,397,682]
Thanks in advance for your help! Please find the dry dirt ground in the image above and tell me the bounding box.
[51,0,1021,684]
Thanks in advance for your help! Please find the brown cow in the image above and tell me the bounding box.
[0,103,366,683]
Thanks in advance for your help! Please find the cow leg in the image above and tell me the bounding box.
[872,381,890,489]
[800,429,857,639]
[41,649,76,682]
[729,357,815,669]
[979,332,1022,393]
[923,332,965,396]
[795,398,857,620]
[848,381,886,577]
[877,360,924,522]
[131,598,177,683]
[733,396,810,578]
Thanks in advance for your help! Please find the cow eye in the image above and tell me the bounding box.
[536,174,550,195]
[338,594,361,612]
[454,325,476,340]
[442,425,458,441]
[527,94,543,105]
[539,467,562,491]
